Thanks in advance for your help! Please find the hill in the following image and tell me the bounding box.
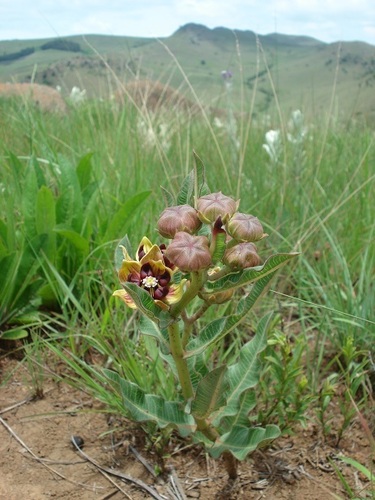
[1,23,375,121]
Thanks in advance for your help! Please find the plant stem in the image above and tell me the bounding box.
[167,322,194,401]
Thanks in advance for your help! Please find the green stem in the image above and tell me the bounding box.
[167,322,194,401]
[207,265,233,281]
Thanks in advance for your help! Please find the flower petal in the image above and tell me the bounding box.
[137,237,154,259]
[165,279,187,304]
[118,260,141,283]
[112,289,137,309]
[140,244,164,264]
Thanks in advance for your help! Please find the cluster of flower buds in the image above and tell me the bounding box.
[157,191,266,273]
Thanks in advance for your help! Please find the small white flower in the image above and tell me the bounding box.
[263,129,282,163]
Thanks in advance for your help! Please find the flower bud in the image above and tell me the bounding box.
[223,242,262,269]
[165,232,212,272]
[157,204,201,238]
[197,192,239,224]
[226,212,265,242]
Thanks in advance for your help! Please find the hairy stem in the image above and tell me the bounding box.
[167,322,194,401]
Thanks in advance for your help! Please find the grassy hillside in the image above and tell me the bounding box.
[1,23,375,121]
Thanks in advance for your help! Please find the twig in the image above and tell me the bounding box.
[71,436,166,500]
[0,396,34,415]
[0,416,100,491]
[129,444,158,477]
[167,465,188,500]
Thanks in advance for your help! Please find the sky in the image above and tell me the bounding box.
[1,0,375,46]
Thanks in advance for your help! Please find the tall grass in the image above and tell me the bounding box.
[0,64,374,449]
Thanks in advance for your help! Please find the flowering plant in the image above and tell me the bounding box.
[107,152,298,478]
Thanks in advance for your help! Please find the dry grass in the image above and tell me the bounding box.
[0,82,66,112]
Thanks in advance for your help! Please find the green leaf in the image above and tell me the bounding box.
[54,227,90,255]
[0,328,29,340]
[193,150,210,199]
[138,315,170,350]
[22,161,38,238]
[205,253,299,293]
[338,456,375,482]
[114,235,133,272]
[160,186,175,207]
[192,365,228,419]
[104,191,151,241]
[123,282,173,327]
[104,369,195,436]
[55,158,83,231]
[76,153,94,191]
[177,170,194,206]
[209,424,281,460]
[211,231,227,263]
[185,274,277,358]
[213,314,271,424]
[36,186,56,234]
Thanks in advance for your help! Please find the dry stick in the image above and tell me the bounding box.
[0,396,33,415]
[70,437,166,500]
[0,416,99,492]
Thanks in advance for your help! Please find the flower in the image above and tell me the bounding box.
[165,232,212,272]
[223,242,262,269]
[157,204,201,238]
[262,129,282,163]
[197,192,239,224]
[226,212,265,242]
[113,237,185,310]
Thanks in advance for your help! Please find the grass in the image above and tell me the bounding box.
[0,45,374,491]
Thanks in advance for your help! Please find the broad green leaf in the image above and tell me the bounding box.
[36,186,56,235]
[192,365,228,419]
[104,369,195,436]
[123,282,173,327]
[185,273,277,358]
[76,153,94,191]
[0,328,28,340]
[54,227,90,255]
[104,191,151,241]
[138,315,170,350]
[205,253,299,293]
[213,314,271,424]
[55,159,83,231]
[209,424,281,460]
[220,390,257,429]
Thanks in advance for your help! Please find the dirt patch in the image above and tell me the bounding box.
[0,358,373,499]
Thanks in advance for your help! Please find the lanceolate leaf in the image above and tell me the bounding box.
[213,314,271,424]
[205,253,299,293]
[177,170,194,206]
[104,191,151,241]
[193,150,210,199]
[138,315,169,350]
[209,424,281,460]
[104,369,195,436]
[185,272,277,358]
[191,365,228,419]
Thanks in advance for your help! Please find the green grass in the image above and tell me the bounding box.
[0,57,374,474]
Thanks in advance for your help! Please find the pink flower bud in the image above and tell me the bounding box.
[223,242,262,269]
[226,212,265,242]
[165,232,212,272]
[197,192,239,224]
[157,205,201,238]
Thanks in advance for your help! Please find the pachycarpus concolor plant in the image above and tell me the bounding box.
[109,153,298,479]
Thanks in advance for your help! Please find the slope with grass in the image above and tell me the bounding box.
[1,23,375,121]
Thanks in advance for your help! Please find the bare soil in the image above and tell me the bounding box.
[0,357,374,500]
